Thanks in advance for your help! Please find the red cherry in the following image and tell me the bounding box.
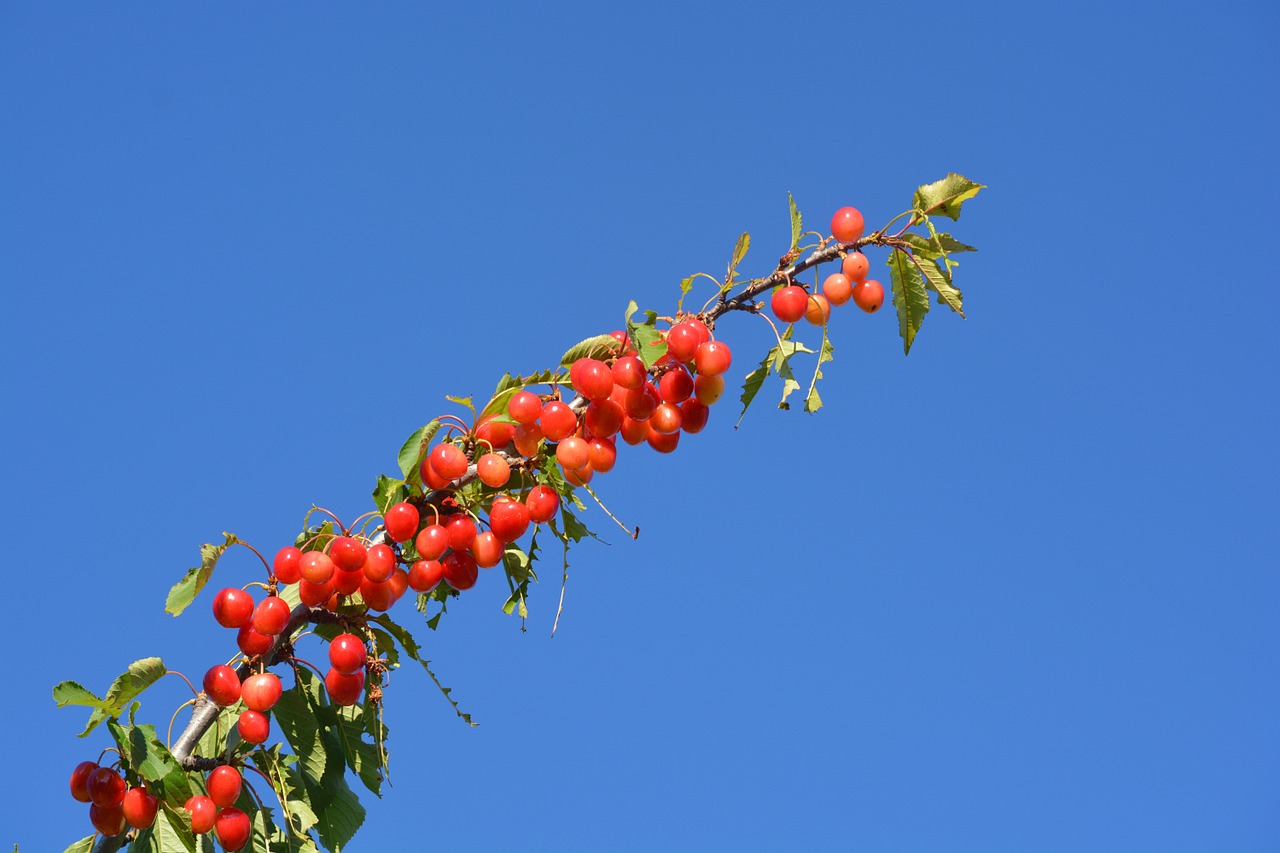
[445,515,477,552]
[442,551,478,591]
[587,437,617,473]
[429,443,469,480]
[540,401,578,441]
[363,543,396,583]
[408,559,444,593]
[474,414,516,450]
[70,760,98,803]
[771,286,808,324]
[524,485,560,524]
[298,551,335,585]
[333,567,364,596]
[207,765,242,808]
[237,709,270,744]
[237,624,274,657]
[513,422,544,456]
[823,273,853,306]
[649,402,683,435]
[619,415,650,445]
[686,318,712,345]
[387,567,410,605]
[87,766,127,806]
[694,374,724,405]
[121,786,159,829]
[241,673,282,711]
[609,328,630,348]
[831,206,865,244]
[563,465,593,487]
[583,399,624,438]
[680,400,710,434]
[214,806,252,852]
[489,498,531,543]
[841,251,869,281]
[203,665,242,706]
[383,502,419,543]
[298,577,335,607]
[693,341,732,377]
[571,358,614,401]
[329,633,366,676]
[506,390,542,426]
[805,293,831,326]
[184,795,217,834]
[272,546,302,584]
[852,279,884,313]
[555,436,591,472]
[647,429,680,453]
[415,524,450,561]
[471,531,504,568]
[420,457,450,490]
[658,366,693,404]
[329,536,367,573]
[665,323,700,363]
[611,355,647,390]
[359,576,394,612]
[252,596,291,635]
[477,452,511,487]
[623,382,661,421]
[325,668,365,707]
[212,588,255,629]
[89,802,128,837]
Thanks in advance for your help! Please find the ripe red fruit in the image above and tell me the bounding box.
[680,400,710,433]
[822,272,853,306]
[212,588,255,629]
[241,673,282,711]
[329,634,366,676]
[693,341,732,377]
[363,543,396,583]
[429,443,469,480]
[507,390,542,426]
[587,436,617,473]
[387,566,409,606]
[571,358,614,401]
[333,567,364,596]
[489,498,531,543]
[831,206,865,243]
[415,524,449,560]
[623,382,661,421]
[471,531,504,568]
[619,415,650,445]
[421,457,450,490]
[647,429,680,453]
[540,401,578,441]
[237,709,270,744]
[408,558,444,593]
[445,514,477,552]
[524,485,560,524]
[584,399,624,438]
[771,286,808,323]
[383,502,419,543]
[474,414,516,450]
[686,317,712,346]
[329,536,367,573]
[650,402,683,435]
[665,323,700,363]
[121,786,159,829]
[611,355,647,390]
[272,546,302,584]
[805,293,831,325]
[70,760,98,803]
[513,422,544,456]
[237,624,274,657]
[207,765,242,808]
[555,436,590,472]
[442,551,478,591]
[214,806,252,852]
[563,465,593,487]
[203,665,242,706]
[694,374,724,405]
[252,596,291,635]
[299,550,335,585]
[359,576,394,612]
[88,767,127,806]
[325,668,366,707]
[659,366,693,404]
[298,577,335,607]
[852,279,884,313]
[89,802,128,837]
[184,795,216,834]
[477,452,511,487]
[841,251,869,281]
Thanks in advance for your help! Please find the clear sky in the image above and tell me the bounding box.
[2,3,1277,851]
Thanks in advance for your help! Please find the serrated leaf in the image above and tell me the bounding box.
[129,797,199,853]
[736,358,770,427]
[61,836,95,853]
[915,254,965,316]
[560,506,597,543]
[676,275,695,313]
[371,614,476,726]
[501,544,534,619]
[770,330,813,410]
[79,657,166,737]
[898,231,977,259]
[625,300,667,369]
[106,719,192,801]
[560,334,623,367]
[333,703,384,796]
[445,395,475,415]
[52,680,101,709]
[788,192,802,252]
[250,745,320,838]
[912,173,986,221]
[726,232,750,285]
[166,533,239,616]
[370,475,408,515]
[397,420,442,489]
[888,249,930,354]
[274,670,328,786]
[803,328,834,414]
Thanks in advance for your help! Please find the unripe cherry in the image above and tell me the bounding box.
[831,206,865,243]
[252,596,291,635]
[841,251,869,281]
[121,786,159,829]
[693,341,732,376]
[203,665,242,706]
[207,765,242,808]
[214,806,252,852]
[471,531,504,568]
[823,272,853,305]
[329,633,366,676]
[584,399,624,438]
[524,485,560,524]
[329,536,367,573]
[694,374,724,405]
[429,443,469,480]
[852,279,884,313]
[415,524,450,561]
[805,293,831,326]
[489,497,531,543]
[237,709,270,744]
[184,794,216,834]
[363,543,396,583]
[272,546,302,584]
[587,437,617,473]
[611,355,647,390]
[771,285,808,324]
[237,624,274,657]
[325,668,365,706]
[650,402,683,435]
[477,452,511,487]
[299,551,335,585]
[87,767,127,806]
[383,502,419,543]
[408,559,444,593]
[241,672,283,711]
[647,429,680,453]
[619,415,651,445]
[445,514,477,552]
[658,367,693,404]
[506,390,542,425]
[555,436,591,472]
[70,760,98,803]
[212,587,255,628]
[540,401,578,441]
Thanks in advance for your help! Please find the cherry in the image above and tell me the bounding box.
[70,760,97,803]
[619,415,651,445]
[252,596,291,635]
[408,558,444,592]
[587,437,617,473]
[609,328,630,349]
[333,567,364,596]
[611,355,647,390]
[87,766,126,806]
[121,786,159,829]
[203,665,242,706]
[207,765,242,808]
[329,634,366,676]
[471,531,504,568]
[649,402,683,435]
[237,624,274,657]
[326,667,366,706]
[685,317,712,346]
[513,422,544,456]
[852,279,884,313]
[489,498,531,543]
[214,806,252,852]
[659,366,693,404]
[831,206,865,243]
[805,293,831,325]
[540,401,578,441]
[477,452,511,487]
[563,465,593,486]
[359,576,394,612]
[694,374,724,405]
[237,709,270,744]
[383,502,419,543]
[299,577,335,607]
[841,251,869,281]
[571,358,614,401]
[665,323,700,363]
[89,802,128,837]
[445,515,477,552]
[442,551,478,591]
[647,429,680,453]
[680,400,710,433]
[421,457,451,490]
[693,340,731,376]
[771,285,808,323]
[474,415,516,450]
[212,588,255,629]
[506,390,542,426]
[584,399,624,438]
[429,443,470,480]
[299,551,335,585]
[623,382,661,421]
[555,436,590,472]
[363,543,396,583]
[184,795,216,834]
[387,566,410,605]
[822,272,853,306]
[524,485,560,524]
[241,673,282,711]
[415,524,450,561]
[329,537,367,573]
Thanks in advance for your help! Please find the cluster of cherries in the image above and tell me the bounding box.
[772,206,885,324]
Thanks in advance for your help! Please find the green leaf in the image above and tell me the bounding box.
[397,420,442,489]
[370,475,408,515]
[726,232,750,285]
[444,395,475,416]
[166,533,239,616]
[371,614,477,726]
[676,275,694,313]
[769,330,813,410]
[898,231,976,259]
[333,702,384,796]
[274,671,328,787]
[625,300,667,369]
[560,334,623,367]
[560,506,597,543]
[788,192,802,253]
[888,249,930,354]
[250,745,320,838]
[79,657,166,737]
[803,327,834,414]
[912,173,986,221]
[60,837,95,853]
[106,719,192,801]
[52,680,100,709]
[736,357,769,427]
[914,254,965,316]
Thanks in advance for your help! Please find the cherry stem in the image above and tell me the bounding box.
[232,540,272,574]
[167,699,197,749]
[164,670,200,699]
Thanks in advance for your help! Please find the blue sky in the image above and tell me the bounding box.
[2,3,1277,851]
